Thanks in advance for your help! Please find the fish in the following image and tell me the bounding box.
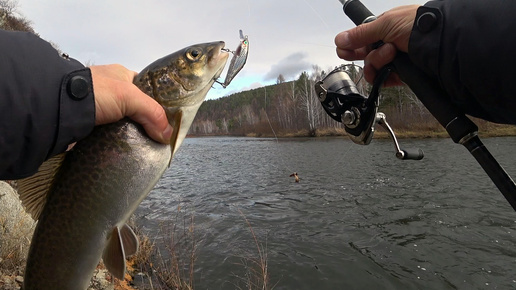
[16,41,229,290]
[220,29,249,88]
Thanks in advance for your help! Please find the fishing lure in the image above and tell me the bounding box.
[219,29,249,88]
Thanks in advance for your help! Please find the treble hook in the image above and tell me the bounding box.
[214,80,228,89]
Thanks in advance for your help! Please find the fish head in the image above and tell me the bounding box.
[134,41,229,157]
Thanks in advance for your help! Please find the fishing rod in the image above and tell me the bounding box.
[315,0,516,211]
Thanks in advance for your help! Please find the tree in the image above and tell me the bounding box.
[296,69,322,136]
[0,0,33,32]
[276,74,285,84]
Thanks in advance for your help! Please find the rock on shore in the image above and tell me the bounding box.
[0,181,35,289]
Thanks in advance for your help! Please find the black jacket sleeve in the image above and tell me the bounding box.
[0,30,95,179]
[408,0,516,124]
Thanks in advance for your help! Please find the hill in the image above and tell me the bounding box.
[193,67,441,138]
[193,67,516,139]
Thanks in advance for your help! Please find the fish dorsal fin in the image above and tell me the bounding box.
[102,227,127,280]
[120,224,139,257]
[17,153,66,220]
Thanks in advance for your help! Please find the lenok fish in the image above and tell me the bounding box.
[17,42,229,289]
[219,29,249,88]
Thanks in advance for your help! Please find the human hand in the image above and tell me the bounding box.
[89,64,173,144]
[335,5,420,86]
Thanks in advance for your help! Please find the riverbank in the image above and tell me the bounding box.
[0,181,268,290]
[226,121,516,139]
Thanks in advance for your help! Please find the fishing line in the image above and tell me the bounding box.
[262,86,296,175]
[263,87,279,141]
[241,1,296,177]
[264,36,336,49]
[246,0,359,181]
[302,0,331,31]
[247,0,251,19]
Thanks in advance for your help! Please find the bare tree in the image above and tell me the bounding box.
[296,67,325,136]
[276,74,285,84]
[1,0,33,32]
[0,0,17,14]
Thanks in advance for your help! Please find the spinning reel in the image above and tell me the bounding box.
[316,0,516,212]
[315,65,424,160]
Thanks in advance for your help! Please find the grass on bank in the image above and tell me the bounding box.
[243,118,516,139]
[124,209,274,290]
[1,185,273,290]
[229,209,273,290]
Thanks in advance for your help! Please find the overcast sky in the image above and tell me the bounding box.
[15,0,427,99]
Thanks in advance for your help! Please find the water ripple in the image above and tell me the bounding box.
[135,137,516,289]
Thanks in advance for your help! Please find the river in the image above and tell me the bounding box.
[135,136,516,290]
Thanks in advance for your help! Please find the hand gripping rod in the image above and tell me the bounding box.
[340,0,516,211]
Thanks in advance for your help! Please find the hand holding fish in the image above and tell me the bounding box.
[90,64,173,144]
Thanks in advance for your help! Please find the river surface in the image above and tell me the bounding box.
[135,136,516,290]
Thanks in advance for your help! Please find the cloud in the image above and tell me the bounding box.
[16,0,429,99]
[263,52,311,81]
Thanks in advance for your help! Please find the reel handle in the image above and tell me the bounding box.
[398,148,424,161]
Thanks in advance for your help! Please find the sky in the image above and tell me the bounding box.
[15,0,428,99]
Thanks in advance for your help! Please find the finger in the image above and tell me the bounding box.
[363,63,404,87]
[335,20,384,51]
[123,85,173,144]
[336,46,370,61]
[362,62,376,84]
[366,43,397,70]
[363,43,405,86]
[383,74,404,87]
[90,64,135,82]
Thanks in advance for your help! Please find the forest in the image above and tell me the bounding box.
[2,0,513,140]
[193,65,516,138]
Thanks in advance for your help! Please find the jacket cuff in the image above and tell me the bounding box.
[49,67,95,157]
[408,2,443,78]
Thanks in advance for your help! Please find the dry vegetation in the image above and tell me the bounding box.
[114,211,273,290]
[230,209,273,290]
[0,181,35,290]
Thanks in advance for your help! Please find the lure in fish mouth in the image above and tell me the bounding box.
[135,41,230,157]
[218,29,249,88]
[17,42,230,290]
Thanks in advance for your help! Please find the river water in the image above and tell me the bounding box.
[135,136,516,290]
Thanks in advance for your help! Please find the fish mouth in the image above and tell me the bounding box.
[212,42,230,81]
[166,42,229,158]
[170,41,229,102]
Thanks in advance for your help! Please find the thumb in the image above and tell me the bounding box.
[124,86,173,144]
[335,5,419,53]
[335,20,384,51]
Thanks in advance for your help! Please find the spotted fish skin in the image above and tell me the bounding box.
[23,119,169,289]
[20,42,228,290]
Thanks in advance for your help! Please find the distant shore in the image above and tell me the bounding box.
[190,123,516,139]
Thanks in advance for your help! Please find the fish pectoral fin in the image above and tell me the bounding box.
[168,109,183,165]
[17,153,67,220]
[102,227,127,280]
[120,224,139,257]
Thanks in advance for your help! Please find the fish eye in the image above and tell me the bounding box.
[187,48,202,60]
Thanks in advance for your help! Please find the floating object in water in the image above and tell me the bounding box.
[290,172,300,183]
